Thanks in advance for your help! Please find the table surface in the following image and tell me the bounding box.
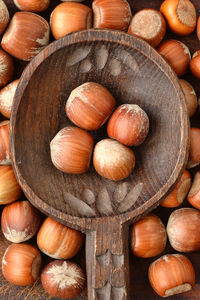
[1,0,200,299]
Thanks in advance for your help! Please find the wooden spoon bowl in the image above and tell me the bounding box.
[10,29,189,300]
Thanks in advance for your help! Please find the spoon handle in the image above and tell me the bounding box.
[86,219,130,300]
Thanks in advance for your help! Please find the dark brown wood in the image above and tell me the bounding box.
[10,28,189,300]
[1,0,199,299]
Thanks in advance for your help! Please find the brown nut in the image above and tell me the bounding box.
[41,260,86,299]
[160,0,196,36]
[131,214,167,258]
[50,2,92,40]
[157,39,191,77]
[179,79,197,117]
[0,50,14,88]
[187,171,200,209]
[187,127,200,169]
[128,9,166,48]
[92,0,132,31]
[0,79,19,119]
[93,138,135,181]
[1,200,41,243]
[37,217,84,259]
[0,165,22,205]
[167,207,200,252]
[107,104,149,146]
[50,126,94,174]
[0,0,9,35]
[13,0,50,12]
[149,254,195,297]
[190,50,200,79]
[66,82,116,131]
[0,120,11,165]
[160,170,191,208]
[2,243,42,286]
[1,12,50,61]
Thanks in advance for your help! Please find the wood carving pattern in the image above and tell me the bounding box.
[64,184,143,217]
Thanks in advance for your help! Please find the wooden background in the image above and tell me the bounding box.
[1,0,200,299]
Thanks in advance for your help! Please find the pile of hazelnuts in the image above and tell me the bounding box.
[0,0,200,299]
[50,82,149,181]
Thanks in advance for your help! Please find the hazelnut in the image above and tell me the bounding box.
[167,208,200,252]
[179,79,197,117]
[0,79,19,119]
[1,200,41,243]
[131,214,167,258]
[13,0,50,12]
[160,0,196,36]
[160,170,191,208]
[37,217,84,259]
[0,0,9,35]
[50,2,92,40]
[50,126,94,174]
[157,39,191,77]
[0,166,22,205]
[187,171,200,210]
[0,50,14,88]
[107,104,149,146]
[41,260,86,299]
[190,50,200,79]
[187,127,200,169]
[66,82,116,131]
[149,254,195,297]
[197,16,200,40]
[92,0,132,31]
[1,12,50,61]
[93,138,135,181]
[128,9,166,48]
[2,243,42,286]
[0,120,11,165]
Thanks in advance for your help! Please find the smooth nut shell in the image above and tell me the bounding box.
[160,0,196,35]
[66,82,116,131]
[0,79,19,119]
[1,200,41,243]
[179,79,197,117]
[128,9,166,48]
[160,170,191,207]
[131,214,167,258]
[0,165,22,204]
[167,208,200,252]
[93,138,135,181]
[37,217,84,259]
[0,50,14,88]
[149,254,195,297]
[50,2,92,40]
[0,0,9,35]
[197,16,200,39]
[50,126,94,174]
[107,104,149,146]
[0,120,11,165]
[1,12,50,61]
[187,171,200,209]
[190,53,200,79]
[13,0,50,12]
[2,243,42,286]
[92,0,132,31]
[187,127,200,169]
[157,40,191,77]
[41,260,86,298]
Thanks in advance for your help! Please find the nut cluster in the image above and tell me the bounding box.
[50,82,149,181]
[0,0,200,299]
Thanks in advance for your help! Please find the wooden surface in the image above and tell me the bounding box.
[1,0,200,299]
[10,24,189,300]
